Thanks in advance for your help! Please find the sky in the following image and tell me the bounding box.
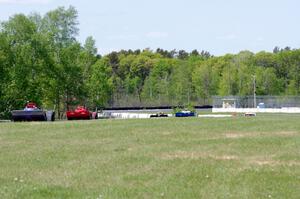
[0,0,299,56]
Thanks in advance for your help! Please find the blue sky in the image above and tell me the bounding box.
[0,0,299,56]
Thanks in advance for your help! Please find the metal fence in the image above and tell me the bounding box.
[212,96,300,108]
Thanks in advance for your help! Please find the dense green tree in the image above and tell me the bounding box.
[169,61,194,105]
[218,64,238,96]
[1,6,300,119]
[42,6,83,117]
[255,67,283,95]
[88,57,113,107]
[254,51,275,68]
[141,58,174,105]
[192,60,219,103]
[0,32,11,117]
[42,6,79,46]
[190,49,199,56]
[80,36,98,82]
[285,50,300,95]
[177,50,189,60]
[1,14,44,108]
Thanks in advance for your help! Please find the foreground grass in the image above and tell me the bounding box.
[0,114,300,198]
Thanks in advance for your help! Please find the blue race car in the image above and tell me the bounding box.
[175,110,196,117]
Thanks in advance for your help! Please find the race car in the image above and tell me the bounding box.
[175,110,196,117]
[11,102,55,122]
[150,112,169,118]
[66,106,96,120]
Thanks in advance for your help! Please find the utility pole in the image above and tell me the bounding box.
[253,75,256,108]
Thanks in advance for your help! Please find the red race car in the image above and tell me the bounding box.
[66,106,94,120]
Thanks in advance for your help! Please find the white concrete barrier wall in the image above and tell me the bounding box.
[198,114,232,118]
[212,108,300,113]
[111,112,151,119]
[110,112,173,119]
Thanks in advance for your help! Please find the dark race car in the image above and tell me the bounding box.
[11,102,55,122]
[150,112,169,118]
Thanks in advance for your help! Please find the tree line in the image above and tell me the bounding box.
[1,6,300,118]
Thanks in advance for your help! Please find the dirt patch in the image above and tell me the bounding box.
[161,131,173,136]
[245,155,300,167]
[225,133,248,138]
[160,151,300,167]
[225,132,264,139]
[225,131,299,139]
[127,147,133,151]
[273,131,299,137]
[160,151,238,161]
[250,159,300,167]
[215,155,238,160]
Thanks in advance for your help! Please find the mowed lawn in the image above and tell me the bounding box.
[0,115,300,199]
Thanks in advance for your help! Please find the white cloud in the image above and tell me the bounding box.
[146,31,169,39]
[0,0,51,5]
[216,33,237,40]
[256,37,264,42]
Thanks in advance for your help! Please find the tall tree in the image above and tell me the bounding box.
[88,57,113,107]
[42,6,81,117]
[192,61,219,103]
[1,14,44,109]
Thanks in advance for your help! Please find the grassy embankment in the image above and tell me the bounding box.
[0,114,300,198]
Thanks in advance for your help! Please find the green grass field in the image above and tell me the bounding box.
[1,114,300,199]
